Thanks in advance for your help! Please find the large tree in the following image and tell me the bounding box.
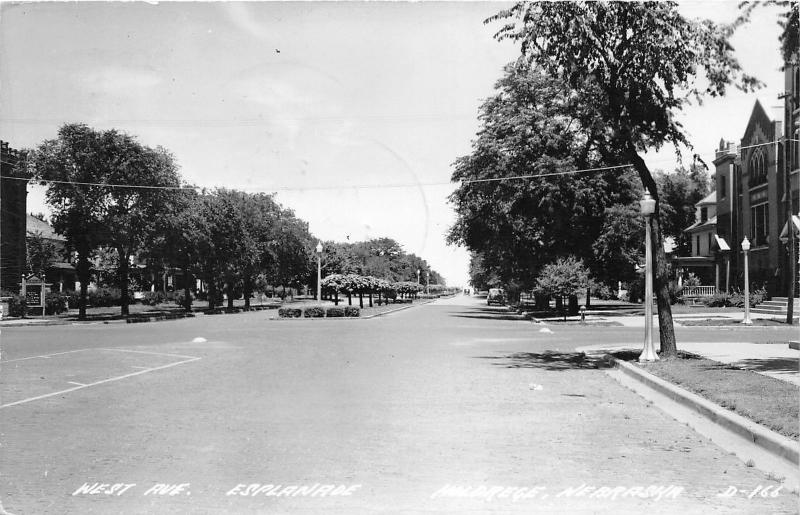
[448,62,639,296]
[489,2,761,356]
[31,124,116,319]
[103,135,182,315]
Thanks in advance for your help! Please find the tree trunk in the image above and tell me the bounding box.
[335,291,339,306]
[585,287,591,308]
[118,248,130,317]
[568,294,579,315]
[348,293,352,306]
[626,146,676,356]
[77,243,90,320]
[183,265,192,312]
[369,292,373,307]
[207,268,217,309]
[359,292,364,309]
[243,277,252,309]
[555,296,563,311]
[227,279,235,309]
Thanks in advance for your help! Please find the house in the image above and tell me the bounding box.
[674,191,730,290]
[26,214,76,292]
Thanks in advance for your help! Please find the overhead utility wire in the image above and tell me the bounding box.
[0,163,634,192]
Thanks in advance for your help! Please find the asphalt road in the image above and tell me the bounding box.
[1,295,797,514]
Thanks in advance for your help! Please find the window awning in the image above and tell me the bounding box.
[779,215,800,241]
[714,234,730,251]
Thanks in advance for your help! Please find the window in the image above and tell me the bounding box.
[719,175,726,198]
[700,207,708,223]
[750,203,769,247]
[708,233,712,253]
[748,150,767,188]
[695,235,700,255]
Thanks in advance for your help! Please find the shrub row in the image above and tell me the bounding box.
[278,305,360,318]
[703,287,767,308]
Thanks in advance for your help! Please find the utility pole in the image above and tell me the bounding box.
[785,138,795,324]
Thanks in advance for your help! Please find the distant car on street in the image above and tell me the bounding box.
[487,288,506,306]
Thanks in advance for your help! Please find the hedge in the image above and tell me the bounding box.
[326,306,345,317]
[278,307,302,318]
[344,306,360,317]
[303,306,325,318]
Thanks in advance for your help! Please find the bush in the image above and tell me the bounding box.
[88,287,121,307]
[63,291,81,309]
[326,306,345,317]
[303,306,325,318]
[142,291,167,306]
[45,293,69,315]
[173,290,193,308]
[730,286,767,308]
[668,283,685,305]
[703,292,731,307]
[278,307,302,318]
[344,306,360,317]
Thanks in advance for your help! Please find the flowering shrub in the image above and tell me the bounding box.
[303,306,325,318]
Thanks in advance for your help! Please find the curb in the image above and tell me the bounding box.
[790,341,799,350]
[610,356,799,467]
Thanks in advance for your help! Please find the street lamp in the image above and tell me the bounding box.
[316,241,323,302]
[741,236,752,325]
[639,192,658,362]
[417,269,421,285]
[425,271,430,295]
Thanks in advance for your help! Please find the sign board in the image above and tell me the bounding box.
[25,284,43,307]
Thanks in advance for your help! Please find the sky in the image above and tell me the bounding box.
[0,1,786,287]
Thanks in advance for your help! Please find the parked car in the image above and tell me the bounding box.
[487,288,506,306]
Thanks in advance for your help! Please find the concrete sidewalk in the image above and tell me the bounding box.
[576,341,800,386]
[547,310,797,328]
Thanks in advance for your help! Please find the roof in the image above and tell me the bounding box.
[685,215,717,233]
[696,191,716,206]
[26,215,64,241]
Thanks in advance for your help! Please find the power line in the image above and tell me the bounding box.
[0,163,634,193]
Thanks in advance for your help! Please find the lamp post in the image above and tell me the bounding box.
[315,241,323,302]
[741,236,752,325]
[417,269,420,285]
[639,192,658,362]
[425,271,430,295]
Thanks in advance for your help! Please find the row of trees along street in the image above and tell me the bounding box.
[450,2,797,356]
[18,124,444,320]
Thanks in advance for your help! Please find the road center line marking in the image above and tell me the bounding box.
[98,348,201,360]
[0,348,95,364]
[0,356,201,409]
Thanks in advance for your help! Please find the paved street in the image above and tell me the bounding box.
[1,295,798,514]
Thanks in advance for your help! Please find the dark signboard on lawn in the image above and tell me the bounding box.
[25,284,42,307]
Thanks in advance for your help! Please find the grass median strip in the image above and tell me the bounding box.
[614,351,799,439]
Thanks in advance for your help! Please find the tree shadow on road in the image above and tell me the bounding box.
[449,306,531,322]
[733,357,799,374]
[475,351,610,371]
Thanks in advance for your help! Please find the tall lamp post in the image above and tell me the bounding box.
[425,271,430,295]
[417,269,421,285]
[741,237,752,325]
[316,241,323,302]
[639,192,658,362]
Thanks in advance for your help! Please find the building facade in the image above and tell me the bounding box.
[0,141,28,293]
[712,88,799,298]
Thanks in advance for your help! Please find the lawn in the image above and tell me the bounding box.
[624,352,800,439]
